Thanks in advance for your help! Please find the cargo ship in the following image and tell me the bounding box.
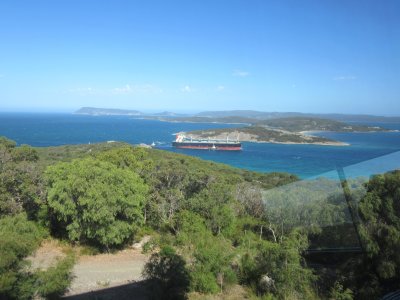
[172,134,242,151]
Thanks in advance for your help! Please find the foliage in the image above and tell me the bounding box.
[45,157,148,248]
[239,229,317,299]
[96,146,154,178]
[5,137,382,299]
[0,137,43,218]
[0,213,42,299]
[35,252,76,299]
[329,281,353,300]
[142,246,190,300]
[173,211,237,294]
[355,171,400,297]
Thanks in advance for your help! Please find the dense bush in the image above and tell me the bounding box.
[0,213,43,298]
[45,157,148,248]
[142,246,190,300]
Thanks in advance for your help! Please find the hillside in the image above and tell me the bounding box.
[257,117,388,132]
[196,110,400,123]
[2,136,399,299]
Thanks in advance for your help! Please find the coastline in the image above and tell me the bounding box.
[184,131,350,147]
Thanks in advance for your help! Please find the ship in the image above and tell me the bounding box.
[172,134,242,151]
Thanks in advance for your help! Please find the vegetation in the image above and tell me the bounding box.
[257,117,388,132]
[45,156,148,249]
[187,126,343,145]
[142,245,190,300]
[1,135,399,299]
[0,213,75,299]
[160,115,388,133]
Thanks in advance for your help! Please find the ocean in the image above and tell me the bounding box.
[1,113,400,179]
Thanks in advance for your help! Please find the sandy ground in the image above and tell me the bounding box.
[65,248,149,296]
[27,239,66,270]
[28,239,150,298]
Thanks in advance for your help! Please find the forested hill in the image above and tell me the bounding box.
[186,126,348,146]
[1,136,399,299]
[257,117,388,132]
[196,110,400,123]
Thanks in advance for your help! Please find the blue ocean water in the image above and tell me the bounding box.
[1,113,399,178]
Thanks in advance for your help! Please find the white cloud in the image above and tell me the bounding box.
[217,85,225,91]
[138,84,163,94]
[333,75,357,81]
[232,69,250,77]
[68,87,96,95]
[113,84,132,94]
[181,85,192,93]
[113,84,162,95]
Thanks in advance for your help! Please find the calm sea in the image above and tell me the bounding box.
[1,113,399,179]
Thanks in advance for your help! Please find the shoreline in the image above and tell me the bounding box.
[183,131,350,147]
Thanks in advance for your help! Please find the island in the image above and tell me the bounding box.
[151,116,389,133]
[184,126,350,146]
[75,107,144,116]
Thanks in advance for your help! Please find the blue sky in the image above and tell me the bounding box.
[0,0,399,114]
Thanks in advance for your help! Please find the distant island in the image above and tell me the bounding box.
[154,116,389,133]
[74,107,400,123]
[75,107,144,116]
[74,107,394,146]
[185,126,349,146]
[181,117,394,146]
[194,110,400,123]
[74,107,188,117]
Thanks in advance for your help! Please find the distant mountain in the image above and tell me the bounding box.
[75,107,144,116]
[196,110,400,123]
[163,116,389,132]
[257,117,388,132]
[152,111,189,117]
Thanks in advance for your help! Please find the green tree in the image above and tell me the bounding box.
[173,211,236,294]
[239,229,317,299]
[142,246,190,300]
[356,171,400,297]
[0,139,43,218]
[96,146,153,178]
[45,157,148,249]
[0,214,42,299]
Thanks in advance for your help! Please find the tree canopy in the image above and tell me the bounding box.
[45,157,148,248]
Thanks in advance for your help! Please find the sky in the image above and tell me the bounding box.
[0,0,399,115]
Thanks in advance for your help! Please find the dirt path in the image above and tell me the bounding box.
[65,248,149,296]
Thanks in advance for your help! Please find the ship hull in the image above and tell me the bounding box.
[172,142,242,151]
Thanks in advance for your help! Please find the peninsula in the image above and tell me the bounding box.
[185,126,349,146]
[159,116,389,133]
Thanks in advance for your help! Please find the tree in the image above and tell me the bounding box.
[142,246,190,300]
[173,211,236,294]
[45,157,148,249]
[96,146,153,178]
[356,171,400,297]
[0,139,43,218]
[239,229,317,299]
[0,214,42,299]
